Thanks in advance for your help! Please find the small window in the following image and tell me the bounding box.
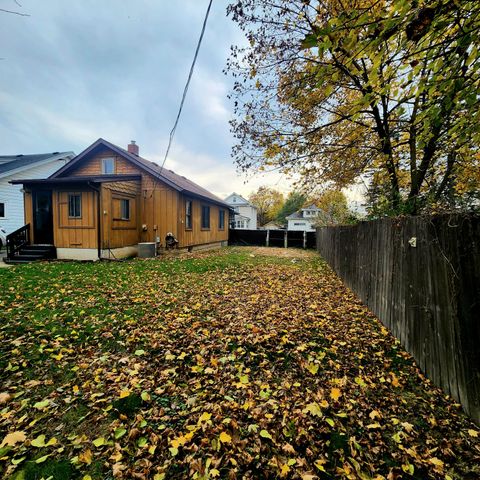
[185,200,192,229]
[219,210,225,230]
[201,205,210,229]
[68,194,81,218]
[232,197,236,203]
[120,199,130,220]
[0,202,5,218]
[102,157,115,174]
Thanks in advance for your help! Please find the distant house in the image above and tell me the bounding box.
[224,193,257,230]
[0,151,74,234]
[9,138,230,262]
[260,220,284,230]
[286,204,321,232]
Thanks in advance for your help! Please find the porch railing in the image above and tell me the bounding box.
[6,224,30,259]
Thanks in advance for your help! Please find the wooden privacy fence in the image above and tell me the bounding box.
[316,214,480,423]
[229,229,316,249]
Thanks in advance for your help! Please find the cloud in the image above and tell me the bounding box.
[143,141,293,200]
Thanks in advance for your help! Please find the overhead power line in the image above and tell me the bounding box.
[160,0,213,172]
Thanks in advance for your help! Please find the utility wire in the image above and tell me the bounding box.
[160,0,213,172]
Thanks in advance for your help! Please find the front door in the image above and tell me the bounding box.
[33,190,54,244]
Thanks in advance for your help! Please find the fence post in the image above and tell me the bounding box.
[284,230,288,248]
[266,229,270,247]
[303,230,307,249]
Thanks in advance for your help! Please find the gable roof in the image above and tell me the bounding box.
[0,152,74,178]
[303,204,320,211]
[285,211,305,220]
[51,138,230,208]
[224,192,256,208]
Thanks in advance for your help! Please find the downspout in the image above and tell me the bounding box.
[88,182,102,260]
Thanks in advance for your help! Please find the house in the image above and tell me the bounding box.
[224,193,257,230]
[0,151,74,234]
[259,220,284,230]
[286,204,321,232]
[8,138,230,261]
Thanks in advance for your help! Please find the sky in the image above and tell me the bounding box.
[0,0,364,205]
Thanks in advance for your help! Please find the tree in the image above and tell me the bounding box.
[276,191,306,224]
[248,186,284,225]
[311,189,353,226]
[227,0,480,215]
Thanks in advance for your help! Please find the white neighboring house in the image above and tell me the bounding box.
[224,192,258,230]
[0,151,74,235]
[286,204,321,232]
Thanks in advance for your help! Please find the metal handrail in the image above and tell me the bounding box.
[6,224,30,259]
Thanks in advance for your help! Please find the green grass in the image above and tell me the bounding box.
[0,247,478,480]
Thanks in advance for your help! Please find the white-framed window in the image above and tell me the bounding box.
[219,210,225,230]
[0,202,5,218]
[102,157,115,174]
[68,194,82,218]
[294,222,305,226]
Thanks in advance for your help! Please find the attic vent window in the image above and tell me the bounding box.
[102,157,115,174]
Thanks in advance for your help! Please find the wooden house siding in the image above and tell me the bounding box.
[18,141,230,256]
[68,151,183,246]
[54,190,98,249]
[101,181,141,249]
[178,195,228,247]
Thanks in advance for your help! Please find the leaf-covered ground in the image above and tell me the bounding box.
[0,247,479,480]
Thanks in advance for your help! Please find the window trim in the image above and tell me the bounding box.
[201,205,210,230]
[101,157,116,174]
[218,209,225,230]
[120,198,130,220]
[0,202,5,219]
[68,193,82,219]
[185,200,193,230]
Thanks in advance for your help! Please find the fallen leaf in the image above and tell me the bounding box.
[0,431,27,448]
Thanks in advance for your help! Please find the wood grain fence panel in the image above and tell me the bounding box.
[316,214,480,424]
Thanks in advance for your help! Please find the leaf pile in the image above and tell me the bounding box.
[0,248,479,479]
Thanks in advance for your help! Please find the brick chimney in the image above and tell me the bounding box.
[127,140,139,155]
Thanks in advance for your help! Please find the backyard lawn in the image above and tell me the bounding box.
[0,247,479,480]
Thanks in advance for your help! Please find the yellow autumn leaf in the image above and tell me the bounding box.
[0,431,27,448]
[303,402,322,417]
[31,434,46,447]
[467,429,478,438]
[280,464,290,477]
[219,431,232,443]
[429,457,444,469]
[79,448,93,465]
[119,390,130,398]
[199,412,212,423]
[210,469,220,478]
[305,363,319,375]
[259,429,272,440]
[330,387,341,401]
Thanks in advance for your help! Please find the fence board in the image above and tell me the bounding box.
[316,214,480,424]
[229,229,316,249]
